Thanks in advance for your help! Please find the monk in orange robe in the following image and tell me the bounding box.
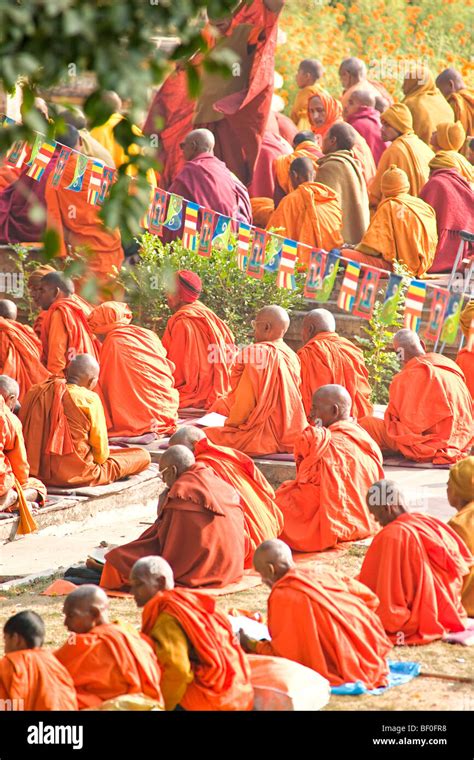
[273,130,322,201]
[20,354,151,488]
[0,300,49,401]
[0,611,77,711]
[360,480,471,644]
[55,586,163,710]
[402,64,454,145]
[456,301,474,402]
[162,270,235,410]
[298,309,372,418]
[290,59,325,130]
[27,264,56,339]
[37,271,100,376]
[239,539,392,688]
[88,301,179,438]
[100,445,245,591]
[436,68,474,156]
[207,305,307,455]
[339,57,393,112]
[359,329,473,464]
[169,426,283,568]
[266,157,343,268]
[447,457,474,616]
[131,557,253,711]
[277,385,383,552]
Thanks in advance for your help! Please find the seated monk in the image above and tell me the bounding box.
[339,57,393,113]
[162,270,235,409]
[430,121,473,182]
[436,68,474,156]
[131,557,253,711]
[248,125,293,200]
[27,264,55,339]
[402,63,454,145]
[349,165,437,277]
[369,103,434,208]
[207,306,307,455]
[0,300,49,401]
[37,271,100,377]
[359,330,474,464]
[316,122,370,245]
[100,445,245,591]
[298,309,372,418]
[447,457,474,616]
[239,539,392,688]
[19,354,151,488]
[55,586,164,710]
[290,59,325,130]
[0,611,77,711]
[0,375,46,515]
[266,157,343,268]
[88,301,179,438]
[273,131,322,204]
[277,385,383,552]
[169,426,283,568]
[359,480,471,644]
[343,88,389,165]
[456,302,474,402]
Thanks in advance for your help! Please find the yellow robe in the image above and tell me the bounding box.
[369,131,434,207]
[448,502,474,617]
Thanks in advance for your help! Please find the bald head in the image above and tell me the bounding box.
[63,584,109,633]
[182,129,215,161]
[130,556,175,607]
[0,300,17,320]
[293,131,316,148]
[66,353,100,389]
[393,328,425,365]
[0,375,20,411]
[38,271,74,310]
[366,479,408,527]
[168,426,206,452]
[253,539,295,587]
[310,384,352,427]
[374,94,389,114]
[254,304,290,343]
[350,88,376,108]
[302,308,336,343]
[435,68,464,98]
[324,122,357,153]
[101,90,122,113]
[159,444,195,489]
[339,57,367,89]
[289,155,315,188]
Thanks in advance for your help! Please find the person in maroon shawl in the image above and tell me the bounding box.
[420,164,474,273]
[100,445,246,591]
[248,113,293,198]
[343,89,389,166]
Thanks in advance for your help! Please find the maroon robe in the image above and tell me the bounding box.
[248,131,292,199]
[0,154,58,243]
[346,107,389,166]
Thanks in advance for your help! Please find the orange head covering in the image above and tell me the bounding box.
[402,64,436,97]
[448,456,474,503]
[459,301,474,339]
[308,89,343,137]
[381,165,410,197]
[435,121,466,151]
[175,270,202,303]
[381,103,413,135]
[27,264,56,289]
[88,301,133,335]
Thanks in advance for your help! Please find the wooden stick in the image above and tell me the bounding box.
[419,671,474,684]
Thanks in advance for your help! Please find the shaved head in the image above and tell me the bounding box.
[302,308,336,344]
[66,353,100,388]
[0,374,20,402]
[293,130,317,148]
[393,328,425,365]
[289,155,315,187]
[339,57,367,88]
[38,271,74,311]
[182,129,215,161]
[253,539,295,587]
[0,300,17,320]
[254,304,290,343]
[101,90,122,112]
[130,556,175,607]
[366,479,408,526]
[63,584,109,633]
[436,68,465,97]
[159,444,195,488]
[324,122,357,153]
[168,426,206,451]
[310,384,352,427]
[350,88,376,108]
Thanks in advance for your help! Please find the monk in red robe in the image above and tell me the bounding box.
[207,305,307,455]
[169,426,283,568]
[0,611,78,711]
[239,539,392,688]
[88,301,179,438]
[343,88,389,165]
[248,120,293,199]
[162,270,235,410]
[359,329,473,464]
[131,556,253,711]
[298,309,372,418]
[277,385,383,552]
[359,480,471,644]
[37,271,100,376]
[20,354,151,488]
[100,445,246,591]
[0,300,49,401]
[456,302,474,402]
[55,586,164,710]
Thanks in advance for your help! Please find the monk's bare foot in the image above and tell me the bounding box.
[0,489,19,511]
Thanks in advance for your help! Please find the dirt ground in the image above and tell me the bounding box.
[0,544,472,712]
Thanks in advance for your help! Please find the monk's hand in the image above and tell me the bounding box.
[238,629,255,652]
[314,418,323,428]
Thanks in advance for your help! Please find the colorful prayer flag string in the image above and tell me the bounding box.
[51,145,72,188]
[182,201,199,251]
[439,293,463,345]
[26,139,57,181]
[86,159,105,205]
[236,223,251,271]
[211,215,232,252]
[65,153,89,192]
[5,140,28,168]
[404,280,427,332]
[313,249,340,302]
[25,134,44,167]
[337,260,361,312]
[147,188,168,235]
[423,288,449,343]
[247,229,267,279]
[97,167,116,205]
[304,249,327,299]
[276,238,298,290]
[353,266,381,319]
[379,273,403,326]
[198,209,215,257]
[162,194,183,230]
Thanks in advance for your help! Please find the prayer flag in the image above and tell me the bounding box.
[379,274,403,325]
[5,140,28,168]
[25,134,43,167]
[276,239,297,290]
[439,293,463,345]
[65,153,89,192]
[247,229,267,279]
[51,145,72,187]
[198,209,215,257]
[182,201,199,251]
[236,223,251,271]
[147,188,168,234]
[97,167,116,205]
[423,288,449,343]
[304,249,327,299]
[162,194,183,230]
[404,280,427,332]
[0,115,15,127]
[264,235,282,272]
[353,266,381,319]
[211,215,232,252]
[314,249,340,302]
[26,139,57,181]
[337,260,361,312]
[86,159,105,204]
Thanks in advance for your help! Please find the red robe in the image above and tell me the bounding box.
[346,107,389,166]
[248,131,293,199]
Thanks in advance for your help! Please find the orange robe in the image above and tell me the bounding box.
[448,88,474,155]
[273,140,322,196]
[0,401,46,507]
[162,301,235,409]
[100,462,245,590]
[266,182,343,267]
[207,339,307,456]
[369,131,434,208]
[20,377,151,487]
[0,317,50,401]
[359,353,474,464]
[277,420,383,552]
[403,79,455,145]
[0,649,78,711]
[254,567,391,688]
[290,85,325,130]
[298,332,373,418]
[40,295,100,376]
[359,512,471,644]
[141,588,253,711]
[194,436,283,568]
[55,621,164,710]
[456,348,474,402]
